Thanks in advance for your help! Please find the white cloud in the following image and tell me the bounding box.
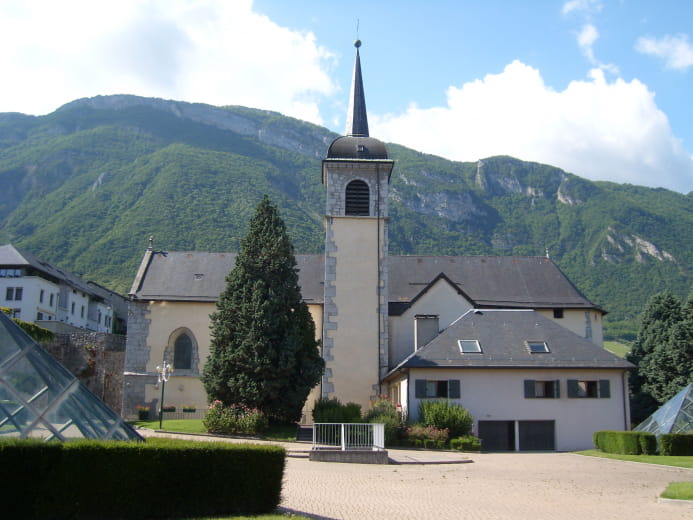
[371,61,693,193]
[0,0,336,124]
[578,24,599,62]
[636,34,693,70]
[562,0,603,16]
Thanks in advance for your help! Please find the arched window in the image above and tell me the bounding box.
[345,180,370,216]
[173,333,193,370]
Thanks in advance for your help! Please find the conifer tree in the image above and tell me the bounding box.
[628,291,692,423]
[201,195,323,422]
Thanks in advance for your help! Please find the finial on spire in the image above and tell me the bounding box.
[345,39,369,137]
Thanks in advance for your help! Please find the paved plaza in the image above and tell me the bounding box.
[140,430,692,520]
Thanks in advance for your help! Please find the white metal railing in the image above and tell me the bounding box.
[312,423,385,451]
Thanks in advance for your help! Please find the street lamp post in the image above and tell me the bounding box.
[156,360,173,429]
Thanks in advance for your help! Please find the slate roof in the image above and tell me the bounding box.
[389,255,595,311]
[130,251,600,312]
[0,244,104,300]
[386,309,633,375]
[129,251,325,303]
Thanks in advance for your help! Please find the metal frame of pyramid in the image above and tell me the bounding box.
[0,311,141,441]
[633,383,693,435]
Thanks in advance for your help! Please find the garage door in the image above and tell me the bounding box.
[518,420,555,451]
[478,421,515,451]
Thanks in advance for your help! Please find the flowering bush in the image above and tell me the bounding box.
[203,401,268,435]
[405,424,450,445]
[162,405,176,412]
[182,405,197,412]
[135,405,150,412]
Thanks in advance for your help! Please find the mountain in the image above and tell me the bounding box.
[1,95,691,341]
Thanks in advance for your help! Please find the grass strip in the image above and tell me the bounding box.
[576,449,693,469]
[661,481,693,501]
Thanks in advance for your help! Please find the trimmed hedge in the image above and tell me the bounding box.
[593,431,657,455]
[660,434,693,456]
[0,438,285,520]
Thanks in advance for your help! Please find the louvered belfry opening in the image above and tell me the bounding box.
[345,180,370,216]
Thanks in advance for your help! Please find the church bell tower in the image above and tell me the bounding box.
[321,41,394,409]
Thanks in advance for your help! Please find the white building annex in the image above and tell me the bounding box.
[0,244,120,333]
[123,42,633,451]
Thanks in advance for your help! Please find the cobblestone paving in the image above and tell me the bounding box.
[280,451,692,520]
[139,430,692,520]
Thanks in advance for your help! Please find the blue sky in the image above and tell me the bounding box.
[1,0,691,192]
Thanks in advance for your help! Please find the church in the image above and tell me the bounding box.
[123,42,632,451]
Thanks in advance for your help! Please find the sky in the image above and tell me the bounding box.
[1,0,692,193]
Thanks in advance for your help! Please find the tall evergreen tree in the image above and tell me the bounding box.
[201,195,324,422]
[627,291,692,423]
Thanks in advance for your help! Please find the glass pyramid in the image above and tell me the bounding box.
[0,311,141,441]
[634,383,693,435]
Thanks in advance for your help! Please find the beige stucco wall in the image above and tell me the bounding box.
[143,301,214,410]
[389,280,473,369]
[324,217,384,411]
[536,309,604,347]
[141,300,324,417]
[395,367,629,451]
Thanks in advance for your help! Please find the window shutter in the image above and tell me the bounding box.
[567,379,578,398]
[524,380,536,398]
[554,380,561,398]
[415,379,427,399]
[448,380,461,399]
[599,380,611,398]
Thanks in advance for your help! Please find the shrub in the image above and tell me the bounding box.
[660,434,693,456]
[312,397,362,423]
[162,405,176,412]
[418,399,473,437]
[0,438,285,519]
[450,435,482,451]
[182,405,196,412]
[203,401,268,434]
[593,431,656,454]
[363,395,405,446]
[406,424,449,445]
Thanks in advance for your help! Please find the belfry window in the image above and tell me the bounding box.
[345,180,370,216]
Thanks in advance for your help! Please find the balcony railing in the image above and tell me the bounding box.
[312,423,385,451]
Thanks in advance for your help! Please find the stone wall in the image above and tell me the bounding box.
[41,332,126,415]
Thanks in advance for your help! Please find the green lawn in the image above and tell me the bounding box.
[604,341,631,358]
[577,449,693,469]
[133,419,299,441]
[661,481,693,501]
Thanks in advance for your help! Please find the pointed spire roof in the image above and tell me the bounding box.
[345,40,369,137]
[326,40,389,161]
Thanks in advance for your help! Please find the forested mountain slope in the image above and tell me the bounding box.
[1,95,690,340]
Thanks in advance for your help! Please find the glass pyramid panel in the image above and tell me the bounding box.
[633,383,693,435]
[0,311,141,441]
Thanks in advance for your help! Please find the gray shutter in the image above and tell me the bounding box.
[554,379,561,398]
[524,380,536,398]
[448,380,461,399]
[599,380,611,398]
[567,379,579,398]
[415,379,427,398]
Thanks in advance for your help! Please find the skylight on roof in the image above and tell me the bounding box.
[458,339,481,353]
[527,341,549,353]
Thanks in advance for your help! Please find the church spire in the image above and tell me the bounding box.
[345,40,369,137]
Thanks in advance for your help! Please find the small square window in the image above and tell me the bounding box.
[553,309,564,319]
[458,339,482,353]
[527,341,549,353]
